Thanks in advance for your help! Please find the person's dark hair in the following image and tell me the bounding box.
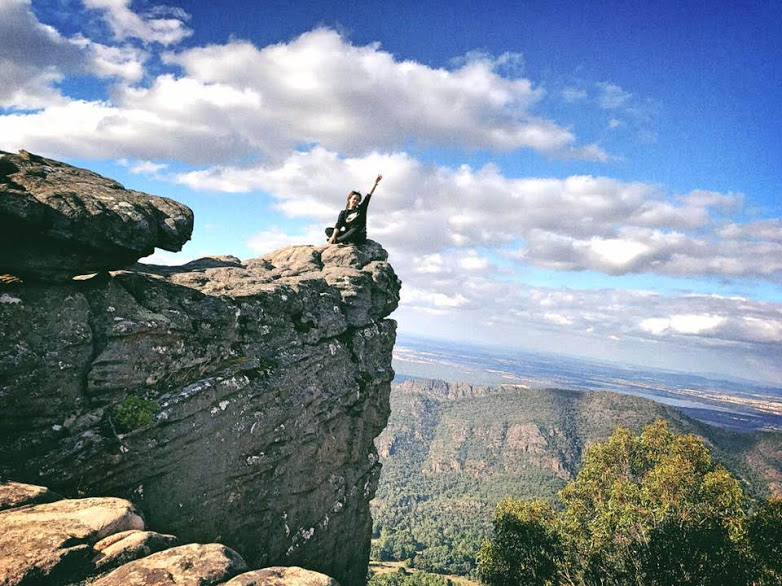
[346,190,362,204]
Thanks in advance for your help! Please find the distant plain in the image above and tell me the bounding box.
[392,334,782,432]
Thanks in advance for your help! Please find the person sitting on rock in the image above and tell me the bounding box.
[325,174,382,245]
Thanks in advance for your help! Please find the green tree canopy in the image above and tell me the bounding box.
[747,497,782,584]
[478,420,780,586]
[477,499,562,586]
[558,420,747,584]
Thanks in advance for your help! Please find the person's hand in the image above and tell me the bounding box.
[375,174,382,184]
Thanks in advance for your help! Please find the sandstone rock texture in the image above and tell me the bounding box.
[92,543,248,586]
[222,566,340,586]
[0,150,193,281]
[0,482,340,586]
[0,156,400,585]
[0,490,144,585]
[0,481,62,511]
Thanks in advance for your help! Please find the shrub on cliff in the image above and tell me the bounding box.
[478,420,779,586]
[111,395,159,433]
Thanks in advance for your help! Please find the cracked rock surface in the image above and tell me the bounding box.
[0,239,400,586]
[0,150,193,282]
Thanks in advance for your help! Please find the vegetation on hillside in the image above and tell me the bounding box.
[369,567,455,586]
[371,381,782,576]
[477,421,782,586]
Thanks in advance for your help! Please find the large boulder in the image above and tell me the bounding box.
[93,529,180,572]
[92,543,247,586]
[0,481,62,511]
[0,495,143,585]
[222,566,340,586]
[0,150,193,282]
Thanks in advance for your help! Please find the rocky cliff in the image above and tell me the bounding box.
[0,151,401,586]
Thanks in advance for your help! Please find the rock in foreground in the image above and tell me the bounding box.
[0,482,340,586]
[222,566,340,585]
[0,150,193,282]
[0,490,144,585]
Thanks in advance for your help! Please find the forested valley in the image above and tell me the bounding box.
[368,380,782,584]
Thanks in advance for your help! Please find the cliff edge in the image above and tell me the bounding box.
[0,151,401,586]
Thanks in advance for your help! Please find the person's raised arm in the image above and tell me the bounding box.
[367,174,382,197]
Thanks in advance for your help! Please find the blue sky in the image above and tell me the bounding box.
[1,0,781,383]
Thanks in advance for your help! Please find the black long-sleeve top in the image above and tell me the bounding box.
[333,192,372,243]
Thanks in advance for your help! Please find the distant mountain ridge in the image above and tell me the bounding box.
[370,379,782,574]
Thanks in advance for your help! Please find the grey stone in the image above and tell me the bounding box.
[0,150,193,282]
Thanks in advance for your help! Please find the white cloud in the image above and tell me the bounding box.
[83,0,192,45]
[398,268,782,352]
[413,254,446,274]
[401,286,470,310]
[77,37,147,81]
[175,146,780,281]
[596,82,633,110]
[459,250,491,271]
[640,314,728,336]
[719,219,782,242]
[562,87,588,103]
[124,159,168,175]
[246,225,325,255]
[0,0,84,107]
[0,0,147,109]
[544,312,574,326]
[0,27,607,162]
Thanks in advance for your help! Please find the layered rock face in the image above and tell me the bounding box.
[0,150,193,281]
[0,154,400,586]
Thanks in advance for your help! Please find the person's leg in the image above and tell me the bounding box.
[336,230,366,244]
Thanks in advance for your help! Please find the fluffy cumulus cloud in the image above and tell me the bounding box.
[176,147,782,281]
[174,145,782,375]
[394,266,782,381]
[0,0,148,108]
[0,26,606,161]
[0,0,85,107]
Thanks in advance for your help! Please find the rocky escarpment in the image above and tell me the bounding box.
[0,481,338,586]
[0,153,401,586]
